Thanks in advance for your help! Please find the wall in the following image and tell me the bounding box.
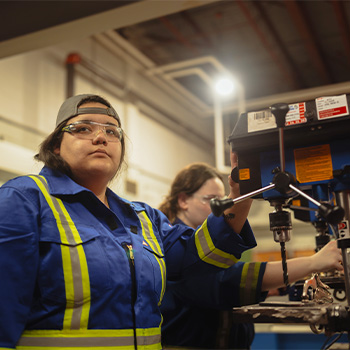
[0,34,319,255]
[0,35,215,209]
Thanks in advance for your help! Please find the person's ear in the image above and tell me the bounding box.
[54,146,60,155]
[178,192,190,210]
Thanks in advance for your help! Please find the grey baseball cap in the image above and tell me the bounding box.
[56,94,121,126]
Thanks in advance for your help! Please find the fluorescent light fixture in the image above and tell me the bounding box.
[215,78,234,96]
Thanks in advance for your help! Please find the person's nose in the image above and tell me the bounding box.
[92,128,108,145]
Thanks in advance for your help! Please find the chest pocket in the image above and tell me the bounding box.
[38,221,111,302]
[137,211,166,305]
[29,175,92,330]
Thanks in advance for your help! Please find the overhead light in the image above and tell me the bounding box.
[214,78,234,96]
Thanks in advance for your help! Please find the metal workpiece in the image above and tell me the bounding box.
[232,303,329,325]
[335,191,350,306]
[232,303,350,335]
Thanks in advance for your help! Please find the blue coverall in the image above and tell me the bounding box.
[0,166,257,349]
[161,218,268,349]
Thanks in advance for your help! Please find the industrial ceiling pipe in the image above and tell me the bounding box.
[65,53,81,98]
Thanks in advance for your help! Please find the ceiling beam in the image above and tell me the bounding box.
[236,0,298,90]
[283,0,331,85]
[180,11,214,49]
[159,16,199,54]
[0,0,221,59]
[252,1,305,88]
[331,0,350,64]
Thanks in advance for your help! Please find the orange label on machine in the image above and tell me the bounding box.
[294,144,333,183]
[239,168,251,180]
[292,199,301,207]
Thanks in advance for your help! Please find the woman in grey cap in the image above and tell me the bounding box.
[0,94,263,349]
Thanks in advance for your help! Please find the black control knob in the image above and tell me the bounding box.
[271,103,290,128]
[318,203,345,226]
[210,198,234,217]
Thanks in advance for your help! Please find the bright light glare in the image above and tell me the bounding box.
[215,78,234,96]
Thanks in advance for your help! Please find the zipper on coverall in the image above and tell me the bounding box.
[123,243,137,349]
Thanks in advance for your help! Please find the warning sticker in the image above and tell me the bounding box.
[316,94,349,120]
[292,199,301,207]
[338,220,350,239]
[247,103,306,132]
[285,103,307,125]
[294,144,333,183]
[239,168,251,181]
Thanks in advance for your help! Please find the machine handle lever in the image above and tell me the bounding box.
[289,184,344,225]
[210,184,276,217]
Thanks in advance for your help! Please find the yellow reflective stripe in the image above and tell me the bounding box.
[136,327,162,348]
[29,176,70,244]
[76,245,91,328]
[61,244,74,328]
[240,262,261,306]
[154,255,166,305]
[17,347,134,350]
[29,175,91,330]
[29,176,76,326]
[18,328,161,349]
[56,199,83,244]
[137,212,166,305]
[139,212,162,255]
[195,219,238,268]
